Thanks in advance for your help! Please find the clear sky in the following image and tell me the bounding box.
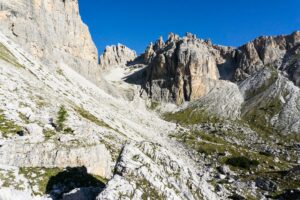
[78,0,300,55]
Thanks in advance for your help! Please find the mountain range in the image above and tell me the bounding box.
[0,1,299,200]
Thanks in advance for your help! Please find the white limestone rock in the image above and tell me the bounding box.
[0,188,50,200]
[189,80,243,120]
[0,0,100,83]
[140,33,222,105]
[99,44,137,69]
[97,141,218,200]
[0,142,112,178]
[240,67,300,134]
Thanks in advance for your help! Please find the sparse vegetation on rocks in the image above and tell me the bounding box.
[0,110,22,138]
[0,42,22,67]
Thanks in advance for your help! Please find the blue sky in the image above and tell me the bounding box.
[78,0,300,54]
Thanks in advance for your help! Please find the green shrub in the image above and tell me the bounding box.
[63,127,74,134]
[225,156,259,170]
[56,105,68,131]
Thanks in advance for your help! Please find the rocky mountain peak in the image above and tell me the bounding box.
[128,30,300,110]
[99,44,136,69]
[233,31,300,82]
[167,32,180,44]
[0,0,300,198]
[136,33,223,104]
[153,36,165,51]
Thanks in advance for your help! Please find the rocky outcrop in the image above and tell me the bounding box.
[135,31,300,105]
[240,67,300,134]
[0,142,112,178]
[99,44,136,69]
[188,80,244,120]
[0,0,100,82]
[139,33,225,105]
[234,31,300,82]
[97,141,217,200]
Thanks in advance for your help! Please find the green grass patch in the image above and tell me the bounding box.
[18,112,29,124]
[148,101,160,110]
[43,129,56,139]
[56,68,64,76]
[171,130,290,172]
[164,108,220,125]
[0,169,25,190]
[75,106,112,130]
[0,43,23,67]
[136,179,165,200]
[244,169,300,197]
[242,96,282,137]
[19,167,62,195]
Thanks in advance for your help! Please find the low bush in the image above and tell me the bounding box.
[225,156,259,170]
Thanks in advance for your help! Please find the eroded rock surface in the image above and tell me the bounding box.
[99,44,136,69]
[234,31,300,82]
[0,0,100,82]
[139,33,224,104]
[0,142,112,178]
[134,31,300,106]
[97,141,217,200]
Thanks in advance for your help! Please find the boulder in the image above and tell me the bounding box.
[255,177,277,192]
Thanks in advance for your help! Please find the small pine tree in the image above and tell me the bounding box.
[57,105,68,131]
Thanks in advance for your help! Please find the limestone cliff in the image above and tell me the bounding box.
[139,33,222,105]
[135,31,300,105]
[234,31,300,82]
[0,0,100,82]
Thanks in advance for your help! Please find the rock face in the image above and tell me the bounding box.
[234,31,300,82]
[136,31,300,105]
[0,0,100,82]
[140,33,223,105]
[99,44,137,69]
[0,142,112,178]
[188,80,244,120]
[97,141,217,200]
[240,67,300,134]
